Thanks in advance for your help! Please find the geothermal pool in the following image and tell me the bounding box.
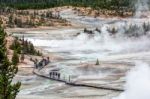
[15,4,150,99]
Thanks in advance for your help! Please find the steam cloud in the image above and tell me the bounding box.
[113,62,150,99]
[135,0,150,17]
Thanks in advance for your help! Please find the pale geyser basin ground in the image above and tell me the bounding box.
[11,8,150,99]
[15,29,150,99]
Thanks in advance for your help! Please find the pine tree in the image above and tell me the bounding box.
[12,50,19,66]
[0,25,21,99]
[29,43,35,54]
[143,22,150,33]
[95,59,100,65]
[10,39,21,54]
[9,14,14,24]
[111,27,118,35]
[20,53,25,63]
[107,27,118,35]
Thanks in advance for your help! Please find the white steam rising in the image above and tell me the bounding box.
[113,62,150,99]
[135,0,150,17]
[27,27,150,54]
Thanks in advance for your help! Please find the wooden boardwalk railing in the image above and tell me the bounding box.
[33,69,124,92]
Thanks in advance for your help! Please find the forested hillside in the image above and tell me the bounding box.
[0,0,136,10]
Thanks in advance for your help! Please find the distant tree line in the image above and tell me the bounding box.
[82,22,150,38]
[0,7,68,28]
[0,0,144,12]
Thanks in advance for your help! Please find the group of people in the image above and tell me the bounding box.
[31,57,50,69]
[31,56,61,80]
[49,70,61,80]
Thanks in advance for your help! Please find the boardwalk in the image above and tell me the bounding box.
[33,69,124,92]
